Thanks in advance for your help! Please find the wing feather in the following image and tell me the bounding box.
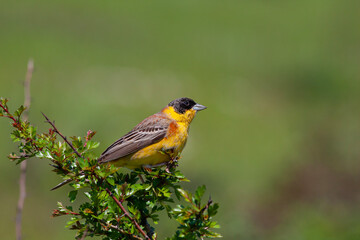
[98,114,171,164]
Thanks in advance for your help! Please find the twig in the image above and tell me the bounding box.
[138,174,145,184]
[42,115,150,238]
[16,59,33,240]
[50,178,73,191]
[137,173,155,239]
[99,221,143,240]
[79,227,88,240]
[42,113,82,190]
[198,198,213,217]
[105,188,150,240]
[41,112,82,158]
[23,60,33,111]
[0,104,18,123]
[42,109,151,238]
[140,212,155,240]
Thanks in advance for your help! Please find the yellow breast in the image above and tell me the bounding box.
[127,121,188,168]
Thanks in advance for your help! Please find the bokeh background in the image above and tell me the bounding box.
[1,0,360,239]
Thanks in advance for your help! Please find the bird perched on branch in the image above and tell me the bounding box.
[97,97,207,169]
[51,97,206,190]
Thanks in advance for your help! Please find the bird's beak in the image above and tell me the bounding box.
[193,103,207,111]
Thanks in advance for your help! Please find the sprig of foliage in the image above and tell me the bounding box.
[1,97,221,240]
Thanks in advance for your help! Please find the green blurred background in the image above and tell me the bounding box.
[1,0,360,239]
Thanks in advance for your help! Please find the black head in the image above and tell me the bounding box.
[168,97,197,114]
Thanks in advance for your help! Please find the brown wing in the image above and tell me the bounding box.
[98,113,172,164]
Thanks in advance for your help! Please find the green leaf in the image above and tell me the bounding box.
[96,169,106,178]
[0,98,8,108]
[78,157,89,169]
[29,125,36,137]
[107,177,115,186]
[86,141,100,150]
[208,203,219,217]
[84,192,92,200]
[159,187,172,198]
[178,189,192,203]
[35,151,44,158]
[98,190,108,201]
[194,185,206,204]
[66,217,81,229]
[68,190,78,203]
[91,212,105,220]
[44,150,54,159]
[14,105,26,118]
[127,205,139,218]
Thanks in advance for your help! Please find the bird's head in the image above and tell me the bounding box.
[163,97,207,123]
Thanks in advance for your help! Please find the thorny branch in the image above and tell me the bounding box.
[41,112,82,158]
[105,188,150,240]
[106,224,143,240]
[97,220,143,240]
[79,227,88,240]
[2,88,221,239]
[42,114,150,239]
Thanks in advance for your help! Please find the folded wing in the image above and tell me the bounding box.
[98,114,171,164]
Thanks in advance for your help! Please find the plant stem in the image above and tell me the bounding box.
[105,188,151,240]
[16,59,33,240]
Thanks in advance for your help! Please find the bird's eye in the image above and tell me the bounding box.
[182,100,190,109]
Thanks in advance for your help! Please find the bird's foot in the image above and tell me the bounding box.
[165,158,179,173]
[142,166,152,173]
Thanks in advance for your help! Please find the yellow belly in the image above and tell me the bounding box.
[113,123,189,169]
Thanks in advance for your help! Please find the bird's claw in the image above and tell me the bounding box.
[165,158,179,173]
[142,166,152,173]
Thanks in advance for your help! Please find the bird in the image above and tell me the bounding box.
[97,97,207,169]
[50,97,206,190]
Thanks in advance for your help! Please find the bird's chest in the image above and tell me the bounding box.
[128,121,189,167]
[162,122,189,156]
